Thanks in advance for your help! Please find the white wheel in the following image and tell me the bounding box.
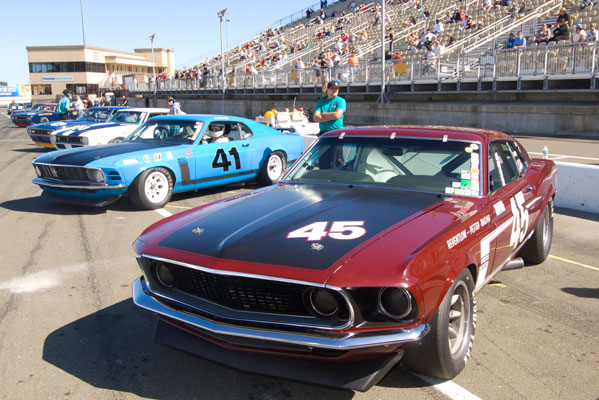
[257,151,286,186]
[144,171,169,204]
[130,167,173,209]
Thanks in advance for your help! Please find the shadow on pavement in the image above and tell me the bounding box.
[555,207,599,223]
[0,196,107,215]
[561,287,599,299]
[12,147,49,153]
[43,299,356,400]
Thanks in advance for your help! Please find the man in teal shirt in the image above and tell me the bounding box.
[313,80,346,136]
[57,90,72,121]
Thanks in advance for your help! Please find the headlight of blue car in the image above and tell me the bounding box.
[86,168,106,184]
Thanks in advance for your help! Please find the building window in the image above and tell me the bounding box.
[66,84,99,96]
[29,62,106,73]
[31,84,52,95]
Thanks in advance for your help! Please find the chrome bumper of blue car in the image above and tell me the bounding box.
[132,277,429,351]
[32,178,126,190]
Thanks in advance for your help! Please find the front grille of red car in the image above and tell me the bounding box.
[162,261,310,316]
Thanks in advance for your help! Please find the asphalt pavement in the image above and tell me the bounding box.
[0,114,597,400]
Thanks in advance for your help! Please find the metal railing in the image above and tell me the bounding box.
[132,42,598,94]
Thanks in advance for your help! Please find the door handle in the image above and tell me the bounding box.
[242,143,250,147]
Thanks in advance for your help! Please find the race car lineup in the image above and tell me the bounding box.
[15,107,557,391]
[11,103,78,126]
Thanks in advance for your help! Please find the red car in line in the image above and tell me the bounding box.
[132,126,556,391]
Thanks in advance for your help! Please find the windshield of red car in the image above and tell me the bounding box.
[285,136,482,196]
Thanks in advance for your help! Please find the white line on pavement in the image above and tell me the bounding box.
[154,208,172,218]
[528,151,599,161]
[415,374,482,400]
[0,139,30,142]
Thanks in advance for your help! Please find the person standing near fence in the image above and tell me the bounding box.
[313,80,346,136]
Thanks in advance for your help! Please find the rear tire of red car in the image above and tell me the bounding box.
[130,167,173,210]
[257,151,286,186]
[402,268,476,380]
[519,200,553,265]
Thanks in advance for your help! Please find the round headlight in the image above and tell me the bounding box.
[155,262,175,288]
[378,287,412,320]
[307,288,339,317]
[49,135,57,143]
[86,168,105,183]
[81,136,89,145]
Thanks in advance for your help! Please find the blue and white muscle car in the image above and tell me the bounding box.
[50,107,169,149]
[31,115,305,209]
[11,103,78,127]
[27,106,126,148]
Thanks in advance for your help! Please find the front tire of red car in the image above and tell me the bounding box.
[519,200,553,265]
[402,268,476,380]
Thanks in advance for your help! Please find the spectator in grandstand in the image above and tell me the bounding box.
[482,0,493,11]
[435,40,446,56]
[580,0,596,10]
[556,7,570,26]
[434,19,445,35]
[347,51,360,83]
[314,80,345,136]
[422,45,436,75]
[513,31,527,47]
[312,57,322,84]
[535,23,552,45]
[548,20,570,43]
[407,33,419,52]
[419,29,437,49]
[388,28,395,52]
[506,32,516,48]
[588,23,599,42]
[572,24,588,43]
[517,2,532,16]
[466,16,476,29]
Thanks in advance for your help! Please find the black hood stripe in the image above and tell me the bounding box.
[157,185,441,270]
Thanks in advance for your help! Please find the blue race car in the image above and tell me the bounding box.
[11,103,78,127]
[27,106,126,148]
[32,115,305,209]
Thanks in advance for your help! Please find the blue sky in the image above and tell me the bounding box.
[1,0,319,86]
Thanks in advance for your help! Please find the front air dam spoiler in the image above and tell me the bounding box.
[153,319,404,392]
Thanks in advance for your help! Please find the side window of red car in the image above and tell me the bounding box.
[488,141,519,193]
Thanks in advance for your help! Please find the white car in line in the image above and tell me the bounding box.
[50,107,169,149]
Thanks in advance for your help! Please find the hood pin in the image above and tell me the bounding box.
[311,243,324,251]
[192,228,204,236]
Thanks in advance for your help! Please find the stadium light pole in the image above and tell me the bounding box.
[218,8,229,101]
[79,0,86,46]
[377,0,389,104]
[150,33,156,99]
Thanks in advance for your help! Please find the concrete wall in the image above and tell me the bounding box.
[130,97,599,138]
[554,162,599,214]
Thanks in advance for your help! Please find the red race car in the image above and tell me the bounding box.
[132,126,556,391]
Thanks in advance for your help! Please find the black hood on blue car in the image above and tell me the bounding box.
[157,184,443,270]
[34,141,178,166]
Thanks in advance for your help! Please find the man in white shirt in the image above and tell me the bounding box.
[572,24,588,43]
[587,23,599,42]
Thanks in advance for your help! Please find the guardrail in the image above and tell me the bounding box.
[132,42,598,94]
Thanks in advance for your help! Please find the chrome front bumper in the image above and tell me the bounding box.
[132,277,429,351]
[32,177,126,190]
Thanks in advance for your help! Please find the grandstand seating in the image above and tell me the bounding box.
[132,0,599,94]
